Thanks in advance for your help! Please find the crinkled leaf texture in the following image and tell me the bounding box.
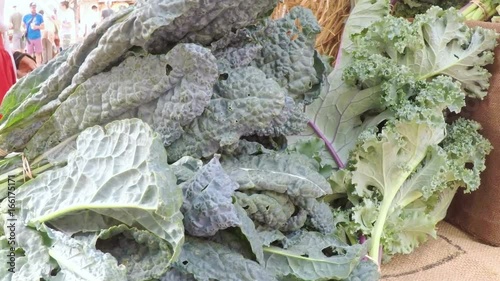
[13,119,184,275]
[225,6,323,104]
[173,236,277,281]
[171,156,203,184]
[222,152,331,197]
[263,231,365,280]
[0,224,127,281]
[0,46,71,118]
[96,224,174,280]
[44,226,127,281]
[0,223,55,281]
[224,152,334,233]
[295,0,391,165]
[21,44,218,159]
[0,16,124,137]
[0,0,277,155]
[299,1,497,166]
[75,0,276,90]
[180,155,240,237]
[343,259,380,281]
[166,66,288,162]
[209,204,265,265]
[343,115,491,259]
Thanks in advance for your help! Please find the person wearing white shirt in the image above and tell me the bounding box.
[58,1,75,50]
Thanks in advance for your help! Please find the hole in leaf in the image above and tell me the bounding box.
[243,205,250,210]
[50,268,60,276]
[165,64,173,75]
[182,260,189,265]
[219,73,229,81]
[322,246,337,257]
[265,206,270,211]
[301,254,309,258]
[465,162,474,170]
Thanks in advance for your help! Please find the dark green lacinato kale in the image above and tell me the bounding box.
[22,44,218,158]
[394,0,468,18]
[165,66,287,161]
[0,0,278,156]
[0,45,74,119]
[97,225,175,281]
[343,259,380,281]
[213,7,324,104]
[170,236,278,281]
[0,14,127,138]
[180,155,240,237]
[221,152,335,234]
[0,1,374,280]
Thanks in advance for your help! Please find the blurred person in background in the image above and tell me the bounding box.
[81,5,100,38]
[9,5,24,52]
[23,2,44,65]
[101,1,114,21]
[57,1,75,50]
[13,51,37,79]
[0,0,17,106]
[90,5,99,32]
[39,9,56,64]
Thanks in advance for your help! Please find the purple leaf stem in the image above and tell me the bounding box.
[307,120,346,169]
[359,234,367,244]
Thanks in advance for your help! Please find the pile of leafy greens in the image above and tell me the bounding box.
[0,0,495,280]
[300,0,495,265]
[392,0,469,18]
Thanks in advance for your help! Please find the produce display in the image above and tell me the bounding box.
[393,0,500,21]
[0,0,496,280]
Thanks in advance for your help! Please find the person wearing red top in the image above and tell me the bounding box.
[0,0,17,105]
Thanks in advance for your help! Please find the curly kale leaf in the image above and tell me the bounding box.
[300,3,497,167]
[166,66,287,162]
[340,114,491,260]
[180,155,240,237]
[21,44,217,159]
[442,118,492,192]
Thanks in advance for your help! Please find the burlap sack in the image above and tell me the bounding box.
[445,21,500,246]
[381,222,500,281]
